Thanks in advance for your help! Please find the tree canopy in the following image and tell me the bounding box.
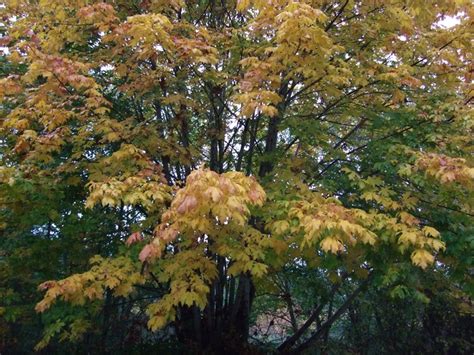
[0,0,473,353]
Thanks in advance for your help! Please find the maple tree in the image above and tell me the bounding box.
[1,0,473,353]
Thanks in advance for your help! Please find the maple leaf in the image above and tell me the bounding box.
[139,244,160,262]
[320,237,344,254]
[3,0,472,350]
[411,249,435,269]
[176,195,198,214]
[126,232,143,246]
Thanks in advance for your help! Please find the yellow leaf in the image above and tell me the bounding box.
[426,238,445,252]
[398,231,418,246]
[411,249,434,269]
[272,220,289,234]
[204,186,223,202]
[423,226,440,238]
[320,237,344,254]
[236,0,250,12]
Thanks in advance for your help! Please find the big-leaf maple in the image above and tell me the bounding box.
[1,0,472,352]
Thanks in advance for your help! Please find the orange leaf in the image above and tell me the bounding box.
[126,232,143,246]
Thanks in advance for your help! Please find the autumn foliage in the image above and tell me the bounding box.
[0,0,473,353]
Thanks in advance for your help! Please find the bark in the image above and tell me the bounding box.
[101,290,112,352]
[236,118,250,171]
[285,293,299,335]
[177,103,191,177]
[245,114,260,175]
[193,305,202,345]
[258,82,291,178]
[258,113,280,177]
[153,101,172,184]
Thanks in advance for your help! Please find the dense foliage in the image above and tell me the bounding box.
[1,0,473,353]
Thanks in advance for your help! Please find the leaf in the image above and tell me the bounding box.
[320,237,344,254]
[423,226,440,238]
[176,195,198,214]
[139,244,159,262]
[236,0,250,12]
[126,232,143,246]
[411,249,435,269]
[204,186,223,202]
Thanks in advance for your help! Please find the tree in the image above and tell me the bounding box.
[1,0,472,353]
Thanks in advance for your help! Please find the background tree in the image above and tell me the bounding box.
[0,0,472,353]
